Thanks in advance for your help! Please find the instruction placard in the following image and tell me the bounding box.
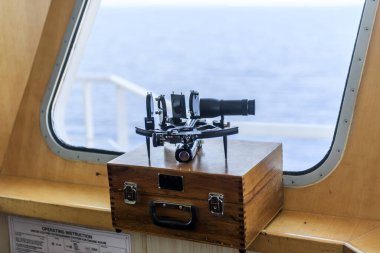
[8,216,131,253]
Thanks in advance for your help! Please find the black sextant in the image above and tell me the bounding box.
[135,91,255,163]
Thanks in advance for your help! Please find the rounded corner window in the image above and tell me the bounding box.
[40,0,374,186]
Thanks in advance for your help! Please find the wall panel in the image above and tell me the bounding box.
[0,0,108,187]
[284,3,380,220]
[0,214,10,253]
[0,0,51,169]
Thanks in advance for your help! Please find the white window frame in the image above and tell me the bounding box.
[40,0,378,186]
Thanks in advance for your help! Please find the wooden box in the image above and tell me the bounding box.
[108,140,283,250]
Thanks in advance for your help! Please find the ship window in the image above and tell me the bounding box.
[43,0,369,182]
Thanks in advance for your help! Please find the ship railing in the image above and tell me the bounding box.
[75,74,334,150]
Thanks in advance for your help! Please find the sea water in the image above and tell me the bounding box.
[59,6,363,171]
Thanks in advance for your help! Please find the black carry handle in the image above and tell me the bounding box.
[149,201,197,230]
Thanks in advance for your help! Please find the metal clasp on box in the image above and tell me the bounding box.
[123,182,137,204]
[208,193,224,217]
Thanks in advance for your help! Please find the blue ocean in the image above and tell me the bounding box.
[60,5,363,171]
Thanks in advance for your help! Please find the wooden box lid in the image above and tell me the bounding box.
[109,139,281,177]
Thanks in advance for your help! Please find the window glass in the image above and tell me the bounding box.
[53,0,364,171]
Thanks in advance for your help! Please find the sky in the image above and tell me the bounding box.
[101,0,364,7]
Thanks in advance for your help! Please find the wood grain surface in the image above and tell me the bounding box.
[109,164,243,204]
[0,0,108,188]
[110,140,281,176]
[0,0,51,168]
[242,145,283,245]
[2,0,380,252]
[251,210,380,253]
[350,226,380,253]
[112,193,244,248]
[109,140,283,249]
[284,3,380,221]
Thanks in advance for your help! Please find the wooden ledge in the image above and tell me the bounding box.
[251,210,380,253]
[350,226,380,253]
[0,175,112,229]
[1,176,380,252]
